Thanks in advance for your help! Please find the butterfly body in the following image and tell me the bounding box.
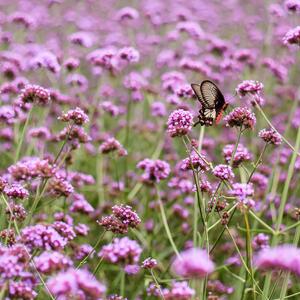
[191,80,228,127]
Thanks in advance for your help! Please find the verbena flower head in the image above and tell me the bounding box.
[212,164,235,181]
[142,257,158,269]
[112,205,141,227]
[4,183,29,200]
[58,107,89,125]
[252,233,270,250]
[167,109,193,137]
[137,158,170,183]
[98,204,141,234]
[99,237,142,265]
[255,245,300,276]
[118,47,140,63]
[47,268,106,299]
[172,248,214,278]
[163,281,195,299]
[259,129,282,145]
[285,0,300,13]
[223,144,252,167]
[229,183,255,208]
[224,107,256,129]
[283,26,300,45]
[48,175,74,197]
[99,137,127,157]
[34,251,73,275]
[8,281,37,299]
[236,80,264,97]
[8,157,56,180]
[6,202,27,221]
[18,84,50,106]
[180,153,209,172]
[19,224,68,251]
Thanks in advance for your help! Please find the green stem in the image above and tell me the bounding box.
[15,106,33,163]
[150,270,165,300]
[77,231,106,269]
[247,143,268,183]
[248,210,276,235]
[120,271,125,297]
[156,186,180,258]
[92,257,104,276]
[274,125,300,234]
[244,211,256,300]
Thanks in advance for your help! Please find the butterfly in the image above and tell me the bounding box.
[191,80,228,126]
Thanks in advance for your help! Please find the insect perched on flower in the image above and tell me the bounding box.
[191,80,228,126]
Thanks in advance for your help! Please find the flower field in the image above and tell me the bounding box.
[0,0,300,299]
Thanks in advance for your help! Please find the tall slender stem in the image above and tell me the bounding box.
[156,186,180,258]
[120,271,125,297]
[15,106,33,163]
[77,231,106,269]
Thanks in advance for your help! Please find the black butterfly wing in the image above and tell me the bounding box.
[191,83,211,108]
[200,80,226,113]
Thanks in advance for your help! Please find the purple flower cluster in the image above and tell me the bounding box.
[163,281,195,300]
[212,164,235,181]
[255,245,300,276]
[137,158,170,183]
[167,109,193,137]
[19,224,68,251]
[236,80,264,97]
[4,183,29,199]
[229,183,255,208]
[47,268,106,299]
[172,248,214,278]
[8,157,56,180]
[142,257,158,269]
[223,144,252,167]
[99,237,142,266]
[180,153,209,172]
[34,251,73,275]
[259,128,282,145]
[283,26,300,45]
[99,137,127,157]
[98,204,141,234]
[58,107,89,125]
[224,107,256,129]
[18,84,50,106]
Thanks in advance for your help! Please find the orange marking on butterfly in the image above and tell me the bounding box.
[215,103,228,124]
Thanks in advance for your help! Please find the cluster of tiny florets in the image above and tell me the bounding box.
[99,137,128,157]
[58,107,89,125]
[224,107,256,129]
[99,237,142,266]
[167,109,193,137]
[259,128,282,145]
[236,80,264,97]
[98,204,141,234]
[212,164,235,181]
[137,159,170,183]
[283,26,300,45]
[18,84,50,106]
